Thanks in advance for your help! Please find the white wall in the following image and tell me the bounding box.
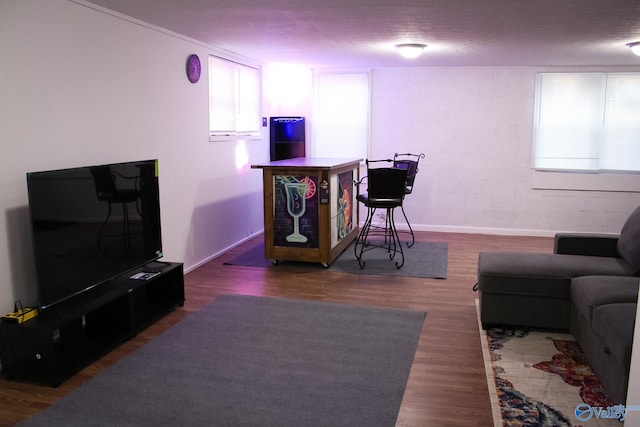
[0,0,268,312]
[370,67,640,236]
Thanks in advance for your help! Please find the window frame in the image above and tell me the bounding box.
[531,71,640,192]
[208,55,262,142]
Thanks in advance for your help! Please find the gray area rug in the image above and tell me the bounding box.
[224,239,448,278]
[19,295,426,427]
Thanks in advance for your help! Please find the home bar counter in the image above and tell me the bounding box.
[251,157,362,267]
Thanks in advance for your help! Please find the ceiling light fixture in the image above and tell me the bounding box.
[626,41,640,56]
[395,43,427,59]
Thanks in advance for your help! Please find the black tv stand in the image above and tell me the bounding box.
[0,262,184,387]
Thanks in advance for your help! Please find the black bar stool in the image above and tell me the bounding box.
[393,152,425,247]
[354,159,409,269]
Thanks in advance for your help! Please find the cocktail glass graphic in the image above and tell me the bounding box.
[284,182,308,243]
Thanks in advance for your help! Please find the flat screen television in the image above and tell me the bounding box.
[26,159,163,310]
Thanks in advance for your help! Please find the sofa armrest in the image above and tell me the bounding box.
[554,233,621,257]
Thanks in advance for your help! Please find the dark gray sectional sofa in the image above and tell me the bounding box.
[477,205,640,404]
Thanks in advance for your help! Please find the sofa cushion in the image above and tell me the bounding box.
[570,276,639,324]
[592,303,637,370]
[617,205,640,275]
[554,233,620,257]
[478,252,636,297]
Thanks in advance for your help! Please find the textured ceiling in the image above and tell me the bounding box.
[83,0,640,68]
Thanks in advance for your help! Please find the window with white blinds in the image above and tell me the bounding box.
[312,72,369,159]
[533,72,640,173]
[208,56,260,139]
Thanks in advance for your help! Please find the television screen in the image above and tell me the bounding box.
[27,159,163,310]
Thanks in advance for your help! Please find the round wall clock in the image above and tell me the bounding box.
[186,54,201,83]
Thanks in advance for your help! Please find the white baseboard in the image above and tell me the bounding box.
[363,221,557,237]
[183,231,264,274]
[409,224,557,237]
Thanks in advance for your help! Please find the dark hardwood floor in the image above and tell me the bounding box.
[0,231,554,426]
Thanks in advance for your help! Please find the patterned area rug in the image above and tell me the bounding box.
[476,302,624,426]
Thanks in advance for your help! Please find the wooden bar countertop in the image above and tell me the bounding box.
[251,157,362,170]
